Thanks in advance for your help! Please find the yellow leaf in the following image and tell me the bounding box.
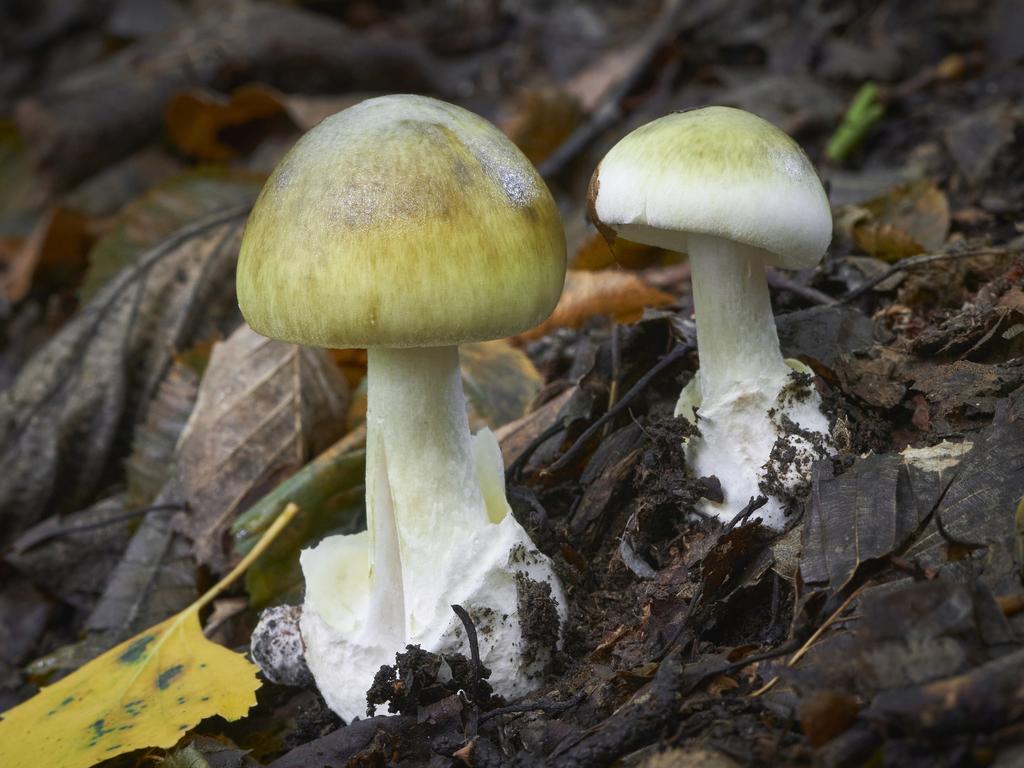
[0,503,299,768]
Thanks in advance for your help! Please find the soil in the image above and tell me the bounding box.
[1,1,1023,767]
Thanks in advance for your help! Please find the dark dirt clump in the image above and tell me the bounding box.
[515,572,562,672]
[366,645,493,718]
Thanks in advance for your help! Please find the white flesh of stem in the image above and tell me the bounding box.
[686,232,791,406]
[365,345,489,638]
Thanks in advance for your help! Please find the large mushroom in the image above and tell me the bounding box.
[237,94,568,721]
[588,106,834,529]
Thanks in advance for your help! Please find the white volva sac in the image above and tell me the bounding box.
[590,107,835,529]
[236,95,568,722]
[299,348,566,721]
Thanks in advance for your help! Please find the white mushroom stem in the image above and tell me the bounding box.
[365,345,489,638]
[685,232,792,407]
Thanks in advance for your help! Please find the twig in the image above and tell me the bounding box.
[750,585,865,697]
[543,343,691,476]
[10,503,188,554]
[451,604,486,704]
[766,267,838,306]
[724,495,768,531]
[537,0,687,178]
[478,692,586,724]
[507,421,568,480]
[839,247,1019,304]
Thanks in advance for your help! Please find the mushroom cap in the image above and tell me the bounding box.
[238,95,566,348]
[588,106,832,269]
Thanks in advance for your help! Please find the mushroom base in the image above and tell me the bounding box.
[299,432,567,721]
[676,360,832,529]
[299,343,566,722]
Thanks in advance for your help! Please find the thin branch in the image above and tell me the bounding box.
[543,343,691,476]
[839,246,1019,304]
[537,0,688,178]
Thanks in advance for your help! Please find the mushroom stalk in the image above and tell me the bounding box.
[686,232,791,406]
[365,345,489,636]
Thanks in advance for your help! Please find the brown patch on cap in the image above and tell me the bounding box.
[586,163,618,248]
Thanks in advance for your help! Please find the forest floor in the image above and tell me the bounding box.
[1,1,1023,766]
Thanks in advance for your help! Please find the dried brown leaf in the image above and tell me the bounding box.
[0,209,248,546]
[1,206,91,303]
[176,325,348,572]
[850,181,950,262]
[501,87,583,165]
[517,269,674,341]
[165,84,290,162]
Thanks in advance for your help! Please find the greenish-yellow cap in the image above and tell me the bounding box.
[589,106,831,269]
[238,95,566,348]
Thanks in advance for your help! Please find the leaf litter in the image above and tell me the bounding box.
[1,0,1024,767]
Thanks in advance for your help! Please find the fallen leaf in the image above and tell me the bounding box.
[849,181,951,262]
[177,325,349,572]
[6,494,135,616]
[0,504,299,768]
[80,169,262,301]
[231,427,367,608]
[124,357,202,506]
[904,390,1024,593]
[801,440,972,592]
[798,690,860,747]
[460,340,543,431]
[165,84,291,162]
[943,103,1018,186]
[162,735,261,768]
[571,230,677,271]
[83,489,195,648]
[1,206,91,303]
[0,208,248,547]
[501,87,582,165]
[517,269,674,341]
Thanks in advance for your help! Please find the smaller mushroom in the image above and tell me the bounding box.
[588,106,834,529]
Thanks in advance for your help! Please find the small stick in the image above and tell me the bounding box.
[538,0,687,178]
[543,343,691,475]
[839,247,1018,304]
[751,585,865,697]
[451,604,485,703]
[478,692,585,724]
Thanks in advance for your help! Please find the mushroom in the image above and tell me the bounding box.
[588,106,833,529]
[237,95,568,721]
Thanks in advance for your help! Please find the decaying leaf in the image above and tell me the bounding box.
[83,487,195,644]
[80,170,261,301]
[847,181,951,262]
[6,494,136,616]
[0,208,248,547]
[1,206,91,304]
[0,504,298,768]
[903,388,1024,594]
[177,325,348,572]
[501,87,583,165]
[517,269,674,341]
[165,84,291,162]
[801,439,973,592]
[460,340,543,431]
[162,735,261,768]
[125,357,203,506]
[571,230,677,271]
